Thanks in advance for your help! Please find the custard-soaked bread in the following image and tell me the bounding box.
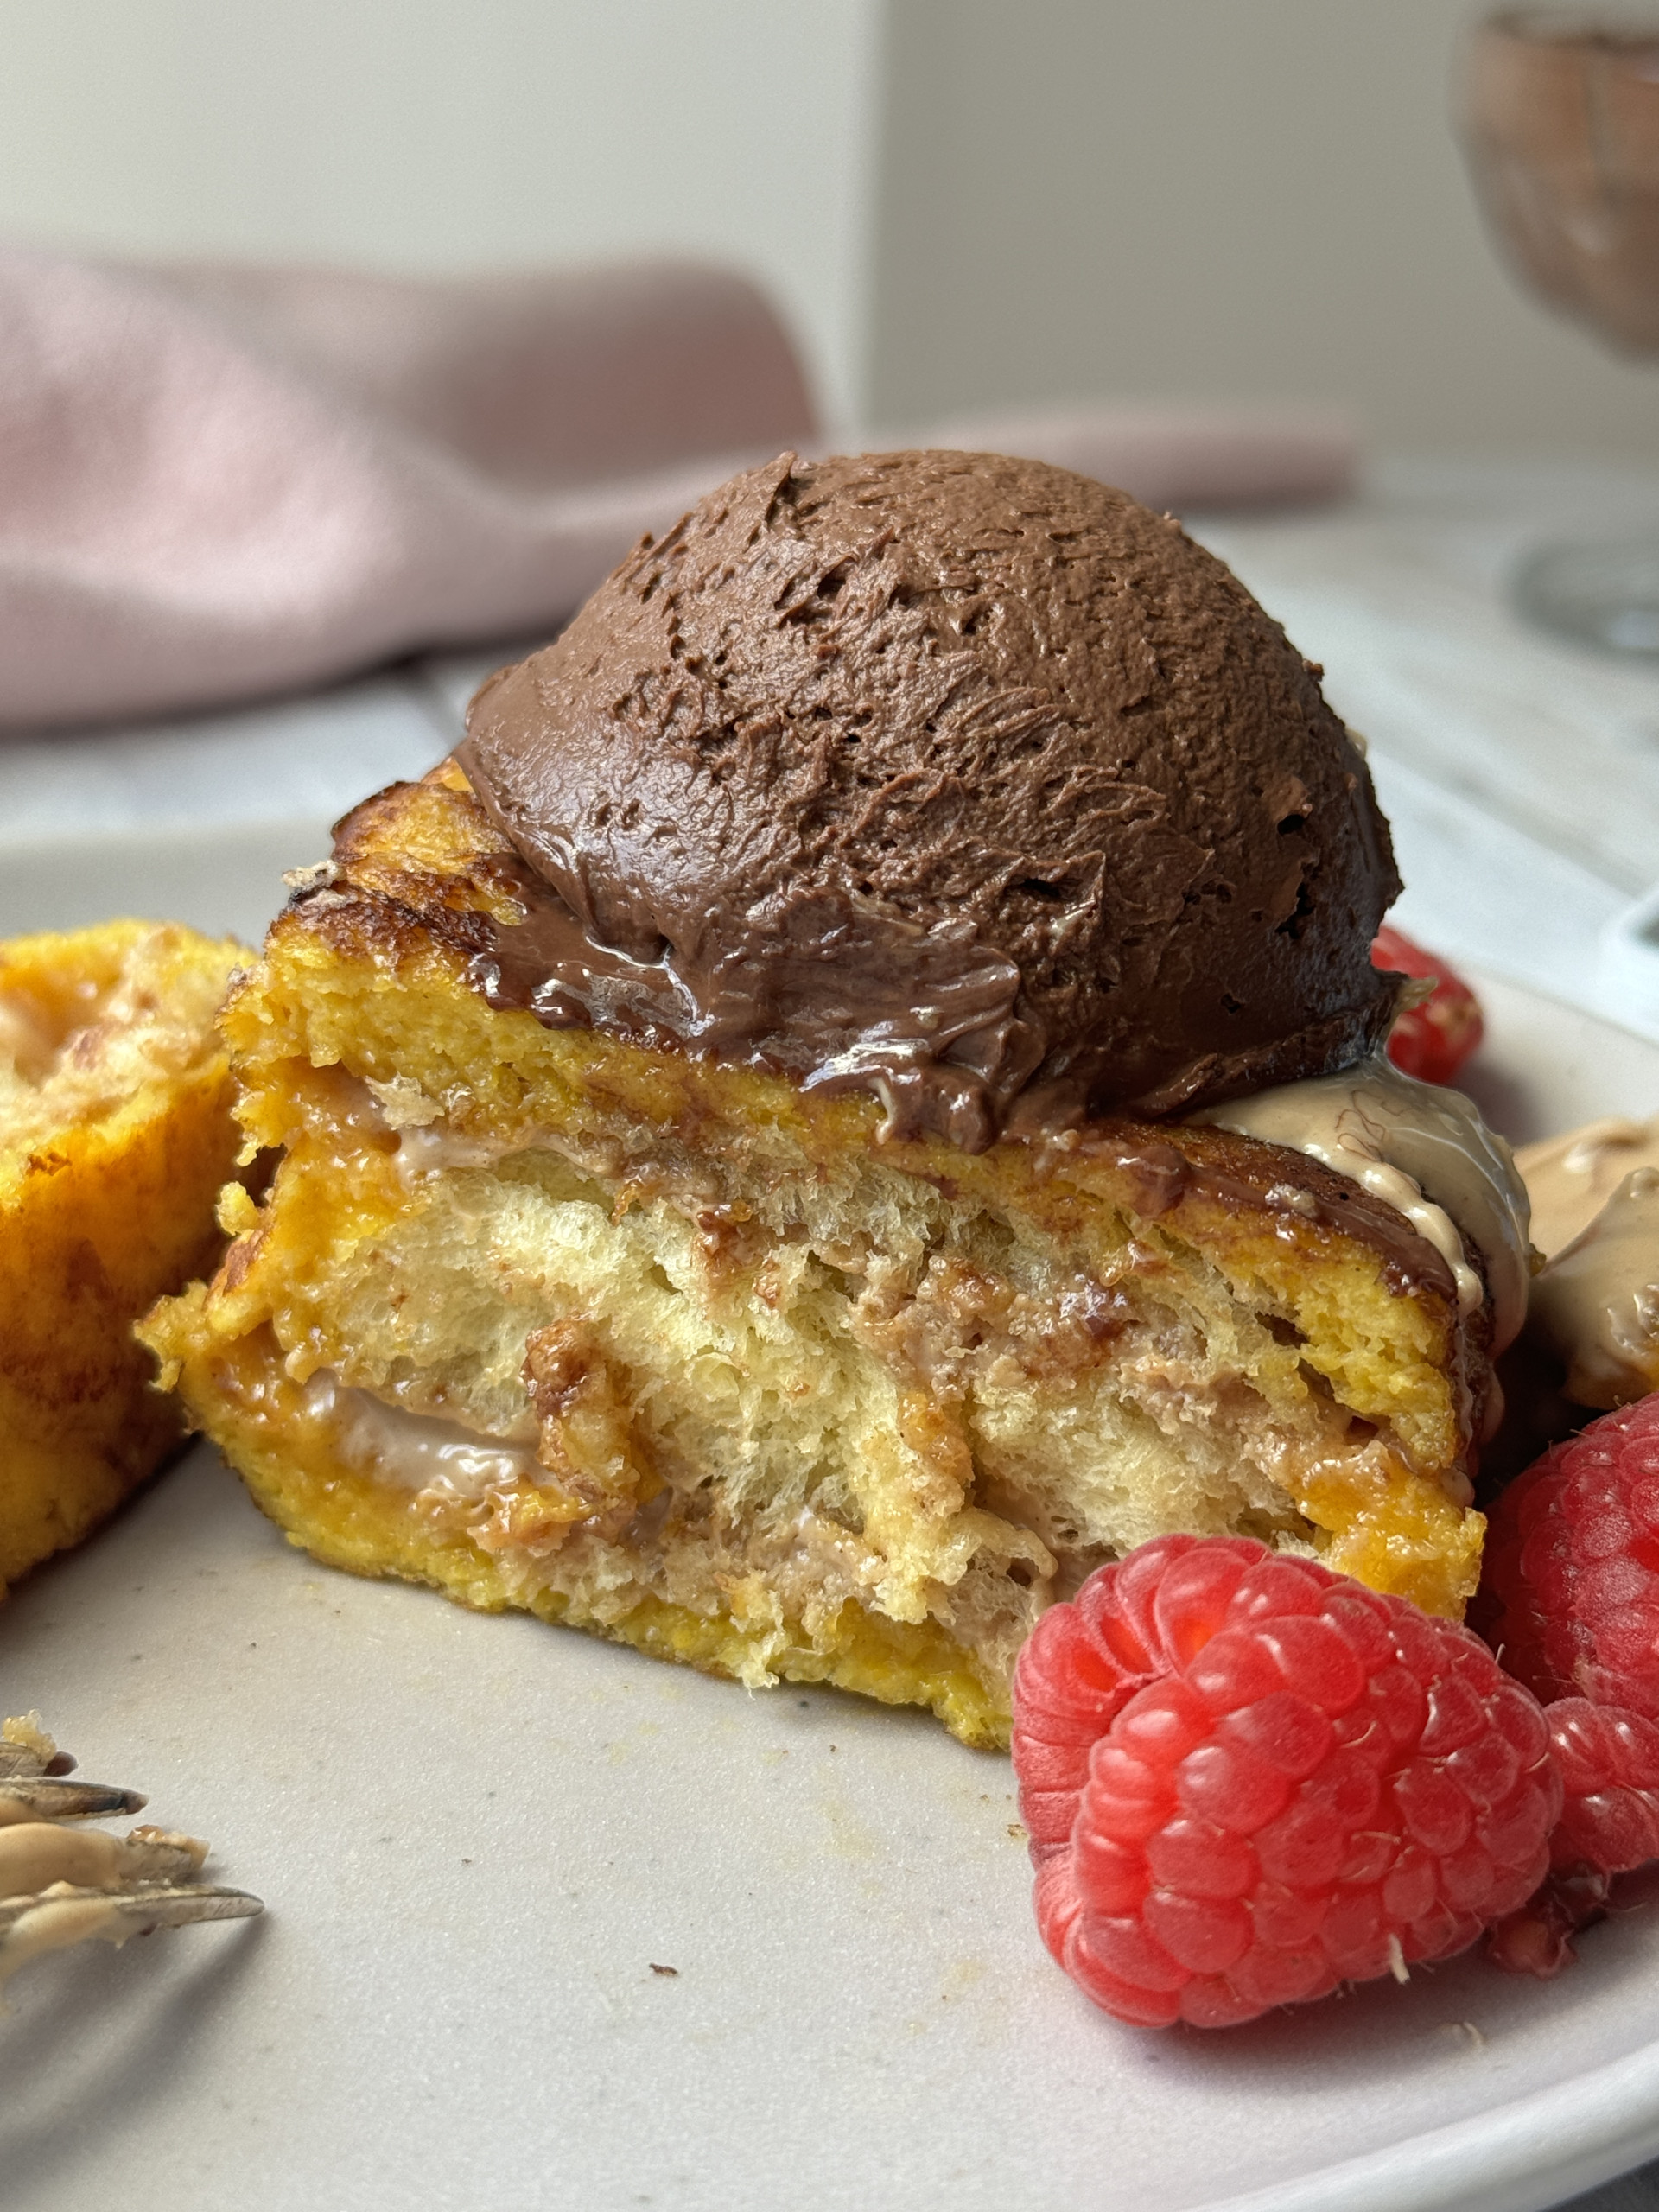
[143,774,1487,1747]
[1,920,243,1593]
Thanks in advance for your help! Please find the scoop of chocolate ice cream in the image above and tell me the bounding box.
[458,448,1402,1151]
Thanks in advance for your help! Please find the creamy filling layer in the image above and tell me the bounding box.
[283,1365,1034,1670]
[268,1353,1331,1689]
[286,1274,1376,1624]
[301,1370,539,1497]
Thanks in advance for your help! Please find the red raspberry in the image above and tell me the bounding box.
[1012,1535,1559,2029]
[1472,1399,1659,1916]
[1482,1697,1659,1978]
[1473,1396,1659,1720]
[1545,1699,1659,1872]
[1372,924,1484,1085]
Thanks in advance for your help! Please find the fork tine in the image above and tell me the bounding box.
[0,1779,147,1824]
[0,1884,264,1991]
[0,1882,264,1935]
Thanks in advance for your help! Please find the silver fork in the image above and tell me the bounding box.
[0,1714,263,1993]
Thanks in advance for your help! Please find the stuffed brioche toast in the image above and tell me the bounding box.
[143,452,1529,1746]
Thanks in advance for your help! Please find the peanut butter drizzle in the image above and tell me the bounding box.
[1529,1168,1659,1409]
[1192,1051,1531,1353]
[1516,1115,1659,1260]
[1510,1116,1659,1409]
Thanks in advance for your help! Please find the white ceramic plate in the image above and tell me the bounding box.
[5,828,1659,2212]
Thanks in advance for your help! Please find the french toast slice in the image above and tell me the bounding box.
[2,919,243,1593]
[143,770,1489,1747]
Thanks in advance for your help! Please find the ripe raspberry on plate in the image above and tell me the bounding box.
[1475,1396,1659,1904]
[1371,924,1484,1085]
[1475,1395,1659,1721]
[1013,1535,1559,2029]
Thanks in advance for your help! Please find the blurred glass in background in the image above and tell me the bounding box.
[1463,6,1659,653]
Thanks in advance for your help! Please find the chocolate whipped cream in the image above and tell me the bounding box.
[459,449,1402,1152]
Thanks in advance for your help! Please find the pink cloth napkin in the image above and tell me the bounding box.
[0,247,1357,728]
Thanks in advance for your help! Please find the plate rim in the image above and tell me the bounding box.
[1209,2035,1659,2212]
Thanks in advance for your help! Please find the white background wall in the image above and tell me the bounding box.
[0,0,1655,456]
[0,0,883,430]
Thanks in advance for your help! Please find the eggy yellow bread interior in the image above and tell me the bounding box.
[143,771,1489,1747]
[2,919,242,1593]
